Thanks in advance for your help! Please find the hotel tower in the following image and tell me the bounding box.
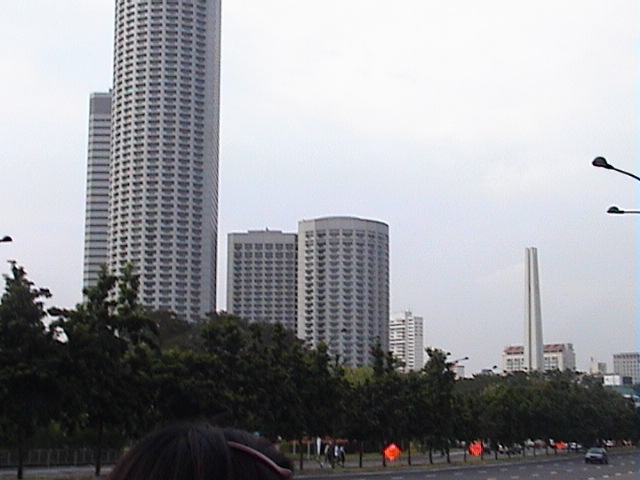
[98,0,221,320]
[297,217,389,368]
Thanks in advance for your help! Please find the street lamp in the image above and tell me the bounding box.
[607,206,640,215]
[447,355,469,379]
[0,236,11,243]
[451,356,469,363]
[592,156,640,214]
[592,156,640,182]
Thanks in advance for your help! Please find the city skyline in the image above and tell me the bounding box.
[0,1,636,374]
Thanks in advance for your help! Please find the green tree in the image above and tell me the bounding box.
[0,262,62,479]
[422,348,456,463]
[51,264,158,476]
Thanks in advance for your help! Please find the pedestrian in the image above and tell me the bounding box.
[107,422,293,480]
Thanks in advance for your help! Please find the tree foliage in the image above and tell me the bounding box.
[1,263,638,478]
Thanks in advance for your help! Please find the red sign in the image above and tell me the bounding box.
[468,441,483,456]
[383,443,401,462]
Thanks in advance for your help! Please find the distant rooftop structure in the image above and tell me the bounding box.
[503,343,576,373]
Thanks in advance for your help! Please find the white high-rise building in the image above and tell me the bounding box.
[389,310,424,371]
[106,0,221,320]
[613,352,640,384]
[83,92,111,290]
[226,230,298,331]
[524,247,544,372]
[297,216,389,368]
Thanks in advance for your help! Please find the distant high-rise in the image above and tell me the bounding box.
[226,230,298,331]
[389,310,424,371]
[613,352,640,384]
[106,0,221,320]
[83,92,111,290]
[524,247,544,372]
[297,216,389,368]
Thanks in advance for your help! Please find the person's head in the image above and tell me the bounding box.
[107,422,293,480]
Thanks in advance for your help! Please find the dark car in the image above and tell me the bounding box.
[584,447,608,464]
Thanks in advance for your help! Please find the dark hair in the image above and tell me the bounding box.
[107,422,293,480]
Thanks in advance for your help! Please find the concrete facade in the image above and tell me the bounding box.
[389,310,424,371]
[613,352,640,384]
[83,92,111,290]
[297,216,389,368]
[226,230,298,331]
[524,247,544,372]
[107,0,221,320]
[502,343,576,373]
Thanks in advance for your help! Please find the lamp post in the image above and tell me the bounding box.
[607,206,640,215]
[592,156,640,182]
[592,156,640,214]
[448,355,469,378]
[451,356,469,364]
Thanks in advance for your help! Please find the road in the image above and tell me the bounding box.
[298,450,638,480]
[0,450,636,479]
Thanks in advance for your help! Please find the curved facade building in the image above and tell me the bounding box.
[297,217,389,368]
[108,0,221,320]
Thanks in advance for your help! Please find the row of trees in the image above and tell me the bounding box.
[0,263,637,479]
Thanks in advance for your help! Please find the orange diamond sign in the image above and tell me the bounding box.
[383,443,401,462]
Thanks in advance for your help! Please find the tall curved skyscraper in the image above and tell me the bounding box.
[108,0,221,320]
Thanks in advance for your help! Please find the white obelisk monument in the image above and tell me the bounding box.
[524,247,544,372]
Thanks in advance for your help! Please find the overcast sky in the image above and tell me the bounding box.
[0,1,637,374]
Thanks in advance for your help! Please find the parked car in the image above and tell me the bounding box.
[584,447,608,464]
